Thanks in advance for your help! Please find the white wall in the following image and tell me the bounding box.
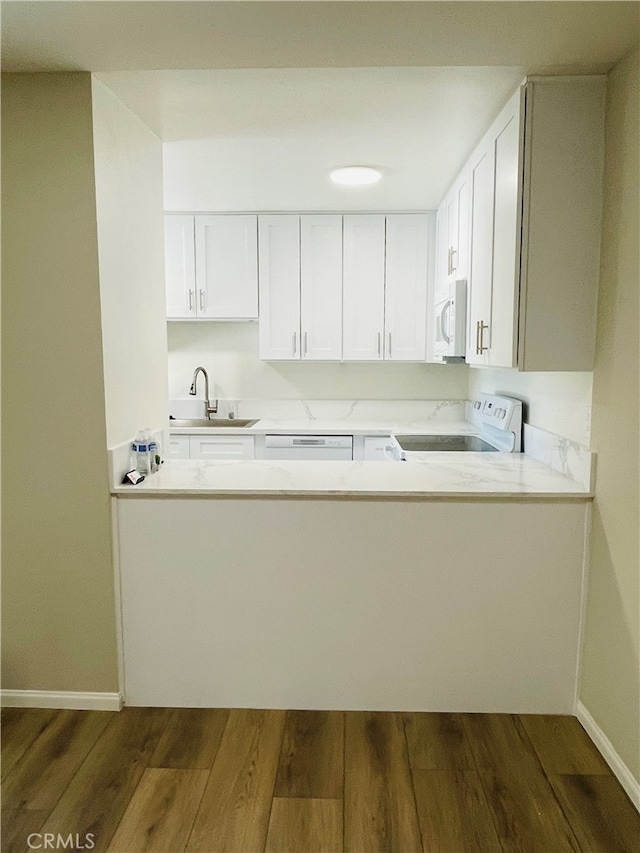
[167,322,469,401]
[92,78,168,448]
[468,369,592,445]
[1,73,118,693]
[579,47,639,788]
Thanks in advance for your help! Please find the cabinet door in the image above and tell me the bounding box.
[166,434,191,459]
[258,215,301,360]
[453,172,470,282]
[434,203,449,303]
[466,141,495,365]
[518,78,605,371]
[489,91,523,368]
[195,215,258,319]
[300,215,343,360]
[342,215,386,361]
[164,215,196,318]
[446,191,458,280]
[384,214,430,361]
[189,435,255,460]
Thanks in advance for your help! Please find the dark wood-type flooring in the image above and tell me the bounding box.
[2,707,638,852]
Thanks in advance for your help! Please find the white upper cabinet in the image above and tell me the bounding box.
[518,77,605,371]
[164,215,196,318]
[165,214,258,320]
[343,215,386,360]
[466,88,522,367]
[446,174,470,284]
[466,139,496,366]
[464,76,605,370]
[300,215,343,360]
[435,172,470,302]
[195,215,258,319]
[342,213,432,362]
[434,205,448,303]
[384,214,430,361]
[489,101,522,368]
[258,214,343,361]
[258,215,301,359]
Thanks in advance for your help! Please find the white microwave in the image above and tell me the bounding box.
[434,279,467,360]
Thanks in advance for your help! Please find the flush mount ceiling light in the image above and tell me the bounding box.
[329,166,383,186]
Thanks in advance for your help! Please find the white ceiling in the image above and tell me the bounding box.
[97,65,527,142]
[155,67,527,210]
[3,2,638,210]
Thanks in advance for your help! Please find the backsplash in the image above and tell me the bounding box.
[523,423,595,492]
[169,397,468,424]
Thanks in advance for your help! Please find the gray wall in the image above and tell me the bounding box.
[1,73,119,693]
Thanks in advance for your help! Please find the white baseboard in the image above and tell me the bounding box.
[1,690,123,711]
[577,700,640,812]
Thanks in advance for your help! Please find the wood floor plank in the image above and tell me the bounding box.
[39,707,170,853]
[274,710,344,798]
[185,709,286,853]
[106,768,209,852]
[551,774,640,853]
[265,797,343,853]
[412,770,502,853]
[2,710,113,811]
[1,808,50,853]
[463,713,581,853]
[148,708,229,769]
[403,712,475,770]
[1,709,58,780]
[518,714,611,775]
[344,711,422,853]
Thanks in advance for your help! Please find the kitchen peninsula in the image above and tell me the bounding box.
[112,401,593,715]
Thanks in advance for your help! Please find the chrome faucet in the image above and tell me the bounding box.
[189,366,218,419]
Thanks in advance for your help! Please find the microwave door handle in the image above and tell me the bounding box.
[440,300,452,345]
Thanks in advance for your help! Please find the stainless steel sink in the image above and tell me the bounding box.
[395,434,498,452]
[169,418,258,428]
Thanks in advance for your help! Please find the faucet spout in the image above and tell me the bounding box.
[189,366,218,419]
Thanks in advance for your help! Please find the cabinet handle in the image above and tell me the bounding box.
[388,332,392,357]
[377,332,381,357]
[293,331,297,355]
[476,320,489,355]
[199,290,205,312]
[480,322,489,354]
[188,290,194,312]
[304,331,308,356]
[451,248,457,273]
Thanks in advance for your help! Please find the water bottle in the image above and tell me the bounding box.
[149,433,161,473]
[131,429,151,475]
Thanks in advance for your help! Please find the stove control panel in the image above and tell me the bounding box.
[470,393,523,452]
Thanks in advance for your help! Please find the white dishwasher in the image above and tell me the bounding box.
[263,435,353,460]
